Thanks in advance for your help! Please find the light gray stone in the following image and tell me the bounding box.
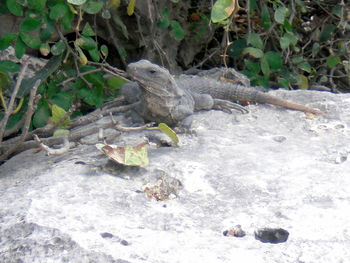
[1,90,350,263]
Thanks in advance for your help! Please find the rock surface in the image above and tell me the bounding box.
[1,90,350,263]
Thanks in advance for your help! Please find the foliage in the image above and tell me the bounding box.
[0,0,127,133]
[210,0,349,90]
[157,8,185,41]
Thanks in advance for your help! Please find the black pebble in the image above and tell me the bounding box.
[100,232,114,238]
[120,240,130,246]
[254,228,289,244]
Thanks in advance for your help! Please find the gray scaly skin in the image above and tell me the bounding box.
[125,60,323,126]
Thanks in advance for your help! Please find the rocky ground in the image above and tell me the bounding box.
[1,89,349,263]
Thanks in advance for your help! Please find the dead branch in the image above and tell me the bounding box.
[0,79,41,162]
[33,134,70,155]
[0,58,29,143]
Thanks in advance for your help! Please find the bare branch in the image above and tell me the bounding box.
[0,58,30,143]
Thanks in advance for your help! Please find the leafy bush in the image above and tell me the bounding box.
[210,0,349,90]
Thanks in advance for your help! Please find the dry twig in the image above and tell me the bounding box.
[0,58,30,143]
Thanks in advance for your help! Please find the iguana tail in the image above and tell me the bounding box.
[252,91,324,115]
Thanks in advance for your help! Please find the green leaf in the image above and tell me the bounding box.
[61,8,74,30]
[75,36,97,50]
[20,32,41,49]
[279,35,290,50]
[157,8,170,28]
[292,56,303,64]
[3,111,24,131]
[278,77,289,88]
[78,86,104,107]
[117,46,127,59]
[100,45,108,58]
[20,18,42,32]
[265,51,282,70]
[327,56,340,68]
[0,71,10,89]
[15,37,26,58]
[28,0,46,10]
[53,128,70,137]
[6,0,23,16]
[157,123,179,146]
[283,19,293,32]
[113,15,129,39]
[227,39,246,57]
[211,0,236,23]
[280,32,298,50]
[320,24,336,42]
[295,0,307,13]
[319,75,328,83]
[50,92,73,111]
[25,9,41,20]
[49,1,68,20]
[332,5,342,18]
[261,4,271,30]
[260,56,270,77]
[297,61,311,73]
[0,33,17,50]
[106,77,126,89]
[47,81,60,99]
[312,42,320,57]
[82,69,104,88]
[244,59,260,74]
[82,22,95,36]
[247,33,263,49]
[52,104,70,128]
[88,48,100,62]
[51,40,66,55]
[170,20,185,40]
[40,17,55,41]
[67,0,87,5]
[33,100,50,128]
[82,1,103,14]
[274,6,287,24]
[249,0,257,11]
[242,47,264,58]
[0,61,20,72]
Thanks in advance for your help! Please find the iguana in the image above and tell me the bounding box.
[123,59,323,126]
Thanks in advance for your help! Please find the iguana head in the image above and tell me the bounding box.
[127,60,183,97]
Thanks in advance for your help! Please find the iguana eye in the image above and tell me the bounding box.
[148,69,156,74]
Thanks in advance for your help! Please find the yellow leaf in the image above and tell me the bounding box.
[96,142,149,167]
[68,4,78,15]
[299,74,309,90]
[158,123,179,146]
[225,0,239,16]
[52,104,71,128]
[108,0,120,9]
[53,128,70,137]
[76,46,88,65]
[127,0,136,16]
